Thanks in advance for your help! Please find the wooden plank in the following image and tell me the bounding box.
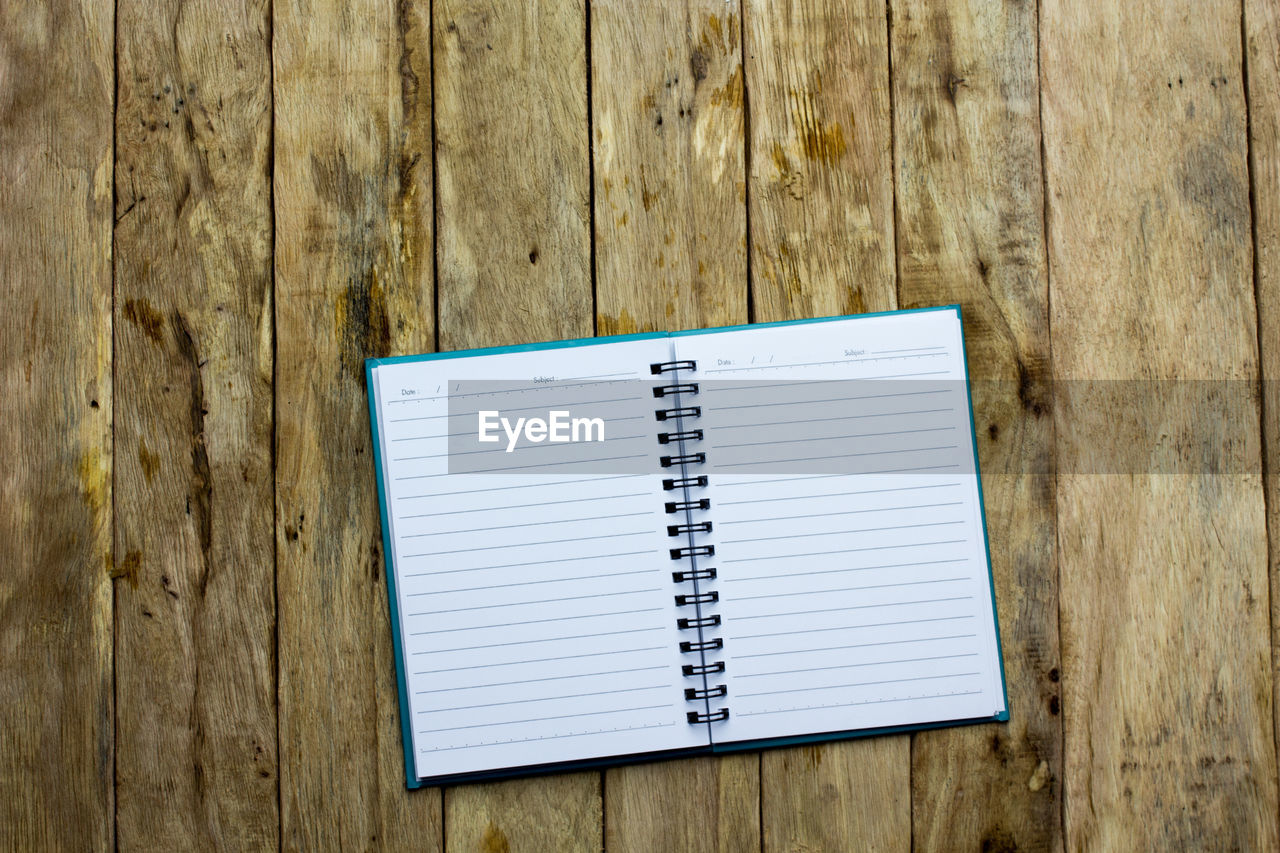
[111,1,276,846]
[745,0,896,321]
[1245,0,1280,786]
[435,0,591,351]
[432,0,598,849]
[743,2,905,850]
[888,1,1061,850]
[590,3,757,850]
[0,1,114,848]
[274,0,438,846]
[1041,0,1279,847]
[592,0,747,337]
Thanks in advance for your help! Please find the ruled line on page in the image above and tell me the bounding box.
[402,549,655,578]
[717,483,963,507]
[710,426,956,452]
[387,394,646,423]
[393,433,648,462]
[738,653,979,680]
[729,577,969,603]
[732,633,979,660]
[413,666,669,695]
[422,684,672,715]
[736,690,983,718]
[400,510,655,538]
[719,520,964,546]
[406,587,662,618]
[399,491,651,518]
[417,704,673,735]
[402,530,652,558]
[701,378,917,394]
[723,558,968,584]
[703,356,947,374]
[729,614,977,642]
[389,373,640,403]
[408,607,665,637]
[406,568,657,597]
[447,393,649,418]
[708,408,956,431]
[710,387,951,411]
[871,346,947,355]
[728,596,974,623]
[715,445,961,469]
[409,626,665,659]
[412,646,667,675]
[736,671,981,699]
[397,475,641,501]
[717,502,963,526]
[448,396,647,418]
[713,466,962,490]
[721,539,967,564]
[393,454,649,479]
[421,721,676,753]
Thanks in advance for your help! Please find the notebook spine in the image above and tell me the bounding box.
[651,359,728,727]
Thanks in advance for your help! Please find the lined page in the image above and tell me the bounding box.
[370,338,707,780]
[672,310,1006,745]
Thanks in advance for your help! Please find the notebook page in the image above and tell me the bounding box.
[671,309,1006,745]
[370,337,708,781]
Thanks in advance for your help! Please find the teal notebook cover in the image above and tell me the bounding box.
[366,305,1008,788]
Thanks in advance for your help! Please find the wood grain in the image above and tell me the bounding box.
[112,0,276,846]
[744,2,905,850]
[1041,0,1279,847]
[433,0,598,848]
[1246,0,1280,787]
[435,0,591,352]
[274,0,437,847]
[745,0,896,321]
[592,0,746,337]
[0,1,114,848]
[590,2,756,850]
[888,1,1061,850]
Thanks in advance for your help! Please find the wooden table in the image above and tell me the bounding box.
[3,0,1278,849]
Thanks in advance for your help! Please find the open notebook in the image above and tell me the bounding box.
[366,306,1008,787]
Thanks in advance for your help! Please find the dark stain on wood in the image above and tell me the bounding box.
[979,825,1018,853]
[1178,143,1247,238]
[173,311,213,596]
[480,824,511,853]
[111,550,142,589]
[1015,359,1049,417]
[690,48,709,84]
[138,439,160,484]
[310,150,364,210]
[335,267,391,386]
[124,298,164,343]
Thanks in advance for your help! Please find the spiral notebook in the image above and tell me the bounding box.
[366,306,1008,787]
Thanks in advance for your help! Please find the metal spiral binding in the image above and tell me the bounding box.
[652,358,729,727]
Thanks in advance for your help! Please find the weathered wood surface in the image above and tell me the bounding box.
[3,0,1280,848]
[591,3,757,850]
[1042,0,1278,848]
[889,0,1062,850]
[0,1,115,849]
[274,0,437,848]
[1246,0,1280,790]
[112,0,277,847]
